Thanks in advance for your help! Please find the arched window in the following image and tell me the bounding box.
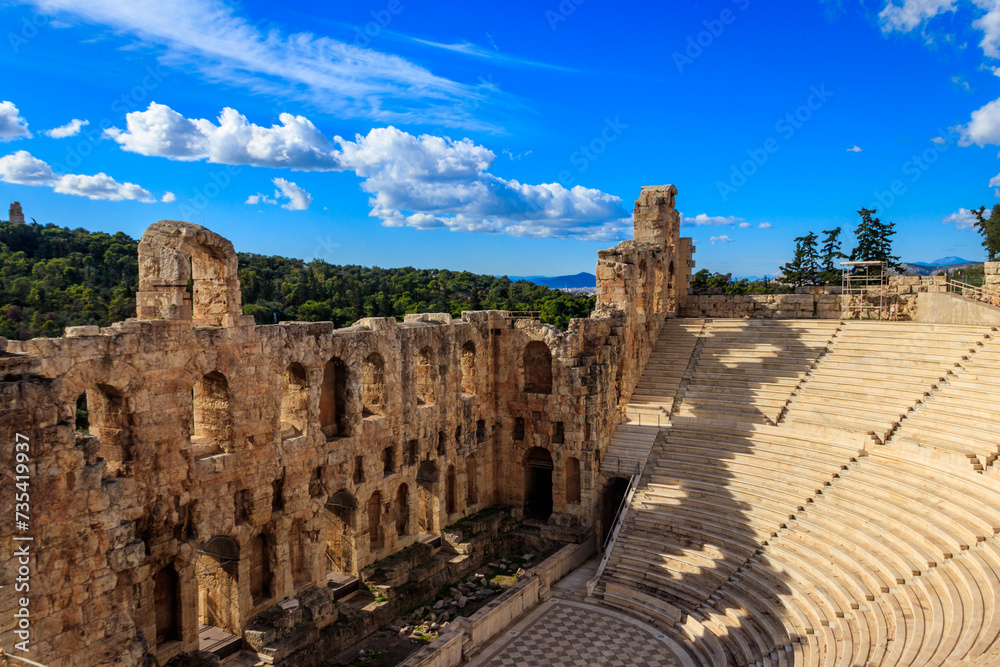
[460,341,476,395]
[566,457,581,504]
[319,357,349,437]
[325,491,357,574]
[249,534,272,604]
[362,353,385,417]
[415,346,436,406]
[193,371,230,455]
[153,565,180,645]
[79,384,134,474]
[523,341,553,394]
[280,362,308,438]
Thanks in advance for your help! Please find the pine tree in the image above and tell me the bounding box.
[819,227,847,284]
[780,232,820,286]
[850,208,900,271]
[972,204,1000,261]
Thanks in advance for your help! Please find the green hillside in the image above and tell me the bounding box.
[0,221,595,340]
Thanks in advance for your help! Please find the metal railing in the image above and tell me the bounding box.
[591,462,642,587]
[947,278,1000,307]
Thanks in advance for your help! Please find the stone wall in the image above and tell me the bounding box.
[0,186,692,666]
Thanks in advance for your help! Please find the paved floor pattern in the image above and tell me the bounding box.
[478,600,682,667]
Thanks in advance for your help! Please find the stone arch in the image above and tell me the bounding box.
[325,491,358,575]
[523,341,553,394]
[137,220,245,327]
[289,520,310,587]
[192,371,231,456]
[415,346,436,406]
[446,465,457,515]
[460,340,477,395]
[523,447,554,520]
[195,536,240,634]
[319,356,349,437]
[362,352,385,417]
[466,456,478,505]
[565,457,581,504]
[367,491,383,550]
[395,483,410,537]
[153,564,181,646]
[280,362,309,438]
[248,533,272,605]
[74,383,135,475]
[416,460,441,534]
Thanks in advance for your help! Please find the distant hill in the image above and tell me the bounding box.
[900,257,982,276]
[508,272,597,290]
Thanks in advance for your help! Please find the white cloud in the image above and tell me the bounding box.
[931,136,947,144]
[681,213,745,227]
[274,178,313,210]
[161,191,176,203]
[0,150,55,184]
[0,150,154,202]
[943,207,981,228]
[110,103,629,240]
[957,97,1000,145]
[44,118,89,139]
[879,0,957,32]
[758,222,773,229]
[710,235,733,245]
[847,145,863,152]
[989,171,1000,186]
[0,101,31,141]
[16,0,494,129]
[738,222,751,229]
[952,74,972,90]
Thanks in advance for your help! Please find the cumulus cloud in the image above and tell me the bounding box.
[739,222,751,229]
[758,222,773,229]
[957,97,1000,145]
[110,103,630,240]
[45,118,89,139]
[161,191,176,203]
[931,136,947,144]
[0,150,155,202]
[681,213,745,227]
[248,178,313,210]
[943,207,981,228]
[0,101,31,141]
[879,0,958,33]
[710,235,733,245]
[847,145,863,152]
[14,0,495,129]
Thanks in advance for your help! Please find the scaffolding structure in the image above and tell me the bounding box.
[841,260,890,320]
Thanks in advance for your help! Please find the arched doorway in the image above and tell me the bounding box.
[601,478,630,544]
[523,447,554,520]
[153,564,181,646]
[417,460,440,533]
[325,491,357,575]
[195,536,240,634]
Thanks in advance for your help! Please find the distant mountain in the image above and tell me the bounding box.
[907,257,976,267]
[508,272,597,290]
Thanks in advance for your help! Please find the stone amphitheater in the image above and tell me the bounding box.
[3,185,1000,667]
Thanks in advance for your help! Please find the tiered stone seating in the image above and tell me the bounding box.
[626,318,704,423]
[888,335,1000,470]
[601,423,658,476]
[672,320,840,425]
[782,322,992,440]
[597,319,1000,666]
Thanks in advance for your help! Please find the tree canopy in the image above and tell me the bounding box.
[0,220,596,340]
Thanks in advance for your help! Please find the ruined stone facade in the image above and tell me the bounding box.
[0,186,692,665]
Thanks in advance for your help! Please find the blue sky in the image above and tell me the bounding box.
[0,0,999,277]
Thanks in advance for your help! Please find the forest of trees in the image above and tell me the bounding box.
[0,220,596,340]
